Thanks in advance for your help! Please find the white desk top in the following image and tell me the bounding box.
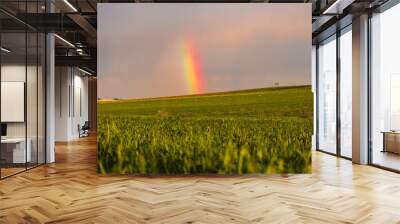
[1,138,28,143]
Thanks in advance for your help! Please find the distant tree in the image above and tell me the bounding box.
[274,82,280,87]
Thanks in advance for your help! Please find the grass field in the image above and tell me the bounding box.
[97,85,313,174]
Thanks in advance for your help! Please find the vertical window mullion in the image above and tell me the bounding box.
[336,28,341,157]
[36,0,39,167]
[25,0,28,171]
[367,11,373,165]
[316,44,320,150]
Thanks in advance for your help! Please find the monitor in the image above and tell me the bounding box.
[1,123,7,137]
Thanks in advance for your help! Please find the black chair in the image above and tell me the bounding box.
[79,121,90,138]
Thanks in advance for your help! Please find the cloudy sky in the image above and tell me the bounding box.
[98,4,311,99]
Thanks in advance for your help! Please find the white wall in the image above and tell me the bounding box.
[1,63,46,164]
[1,65,26,135]
[71,73,89,138]
[55,67,70,141]
[55,67,89,141]
[1,65,38,138]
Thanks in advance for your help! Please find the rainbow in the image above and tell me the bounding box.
[182,40,204,94]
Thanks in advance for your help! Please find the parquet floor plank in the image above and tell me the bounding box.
[1,136,400,223]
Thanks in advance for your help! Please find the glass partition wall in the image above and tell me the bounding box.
[0,31,27,177]
[316,0,400,171]
[316,26,352,159]
[317,35,337,155]
[339,27,352,159]
[0,5,46,179]
[370,3,400,171]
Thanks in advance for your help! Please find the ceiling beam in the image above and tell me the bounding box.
[67,13,97,46]
[55,55,96,72]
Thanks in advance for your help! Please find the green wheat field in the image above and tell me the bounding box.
[97,85,313,174]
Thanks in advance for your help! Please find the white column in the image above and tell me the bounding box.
[352,14,369,164]
[46,33,55,163]
[45,0,56,163]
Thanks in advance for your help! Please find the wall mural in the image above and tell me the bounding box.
[97,4,312,174]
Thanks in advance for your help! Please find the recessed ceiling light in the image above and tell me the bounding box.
[63,0,78,12]
[54,34,75,48]
[323,0,353,15]
[78,67,93,76]
[1,47,11,53]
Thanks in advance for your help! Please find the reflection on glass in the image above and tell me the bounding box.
[318,36,337,154]
[38,33,46,165]
[390,75,400,130]
[27,31,38,169]
[371,3,400,171]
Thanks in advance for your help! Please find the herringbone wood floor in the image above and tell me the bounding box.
[1,136,400,224]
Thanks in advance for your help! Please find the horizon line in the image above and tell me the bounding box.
[98,84,311,102]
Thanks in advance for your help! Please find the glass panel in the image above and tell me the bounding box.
[317,36,337,154]
[1,31,27,177]
[27,31,38,169]
[371,3,400,171]
[340,28,352,158]
[25,0,38,169]
[38,33,45,165]
[0,1,46,178]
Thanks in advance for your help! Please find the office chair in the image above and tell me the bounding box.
[79,121,90,138]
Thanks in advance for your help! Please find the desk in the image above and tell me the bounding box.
[382,131,400,154]
[1,138,31,163]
